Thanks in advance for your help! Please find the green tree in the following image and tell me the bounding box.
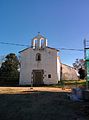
[73,59,85,69]
[0,53,20,84]
[73,59,85,79]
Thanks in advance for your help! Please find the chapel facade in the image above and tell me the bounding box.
[19,33,60,85]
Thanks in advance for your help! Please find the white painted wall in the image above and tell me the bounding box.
[57,57,60,81]
[19,47,60,85]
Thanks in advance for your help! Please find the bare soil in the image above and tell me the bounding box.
[0,87,89,120]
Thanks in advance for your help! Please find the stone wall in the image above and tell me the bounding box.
[61,64,78,80]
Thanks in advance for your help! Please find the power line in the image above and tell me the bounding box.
[0,41,83,51]
[58,48,83,51]
[0,42,29,47]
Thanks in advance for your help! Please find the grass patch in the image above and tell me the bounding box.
[58,79,86,89]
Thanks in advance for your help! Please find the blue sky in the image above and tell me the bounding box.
[0,0,89,66]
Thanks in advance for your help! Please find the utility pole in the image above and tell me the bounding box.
[84,39,89,90]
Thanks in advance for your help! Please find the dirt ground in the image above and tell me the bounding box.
[0,87,89,120]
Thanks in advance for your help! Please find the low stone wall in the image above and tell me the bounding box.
[61,64,78,80]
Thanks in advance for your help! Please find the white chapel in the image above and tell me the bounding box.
[19,33,60,85]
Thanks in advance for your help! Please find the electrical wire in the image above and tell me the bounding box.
[58,48,83,51]
[0,42,29,47]
[0,41,83,51]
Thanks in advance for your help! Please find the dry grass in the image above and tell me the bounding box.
[0,87,88,120]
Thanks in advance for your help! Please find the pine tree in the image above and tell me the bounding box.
[0,53,20,84]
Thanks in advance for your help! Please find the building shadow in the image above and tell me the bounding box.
[0,89,89,120]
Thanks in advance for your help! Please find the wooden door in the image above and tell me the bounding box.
[32,70,44,86]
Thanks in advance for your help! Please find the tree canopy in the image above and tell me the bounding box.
[0,53,20,84]
[73,59,86,79]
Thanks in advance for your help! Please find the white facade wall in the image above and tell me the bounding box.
[19,47,60,85]
[57,57,60,81]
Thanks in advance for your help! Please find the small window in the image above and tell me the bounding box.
[36,53,41,61]
[48,74,51,78]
